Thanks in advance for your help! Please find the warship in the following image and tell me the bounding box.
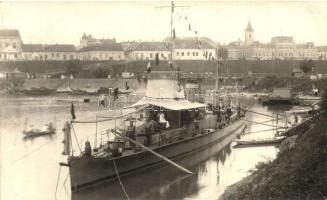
[59,2,247,192]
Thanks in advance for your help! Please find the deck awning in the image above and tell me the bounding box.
[129,97,207,111]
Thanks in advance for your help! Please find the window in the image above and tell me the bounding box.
[5,42,9,47]
[70,55,74,60]
[63,55,66,60]
[161,53,164,58]
[13,42,16,48]
[150,53,153,58]
[177,52,179,56]
[119,55,121,60]
[196,52,198,56]
[110,57,113,60]
[193,52,195,56]
[187,52,190,56]
[181,52,184,56]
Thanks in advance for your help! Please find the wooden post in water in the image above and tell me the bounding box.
[62,121,71,156]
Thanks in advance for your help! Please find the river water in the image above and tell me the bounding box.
[0,94,294,200]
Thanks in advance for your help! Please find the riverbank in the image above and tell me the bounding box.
[220,112,327,200]
[245,76,327,95]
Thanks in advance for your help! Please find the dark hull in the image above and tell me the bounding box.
[68,119,245,191]
[23,89,56,96]
[262,98,299,105]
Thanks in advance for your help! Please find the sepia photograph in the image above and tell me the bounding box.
[0,1,327,200]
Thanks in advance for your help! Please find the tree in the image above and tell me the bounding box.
[300,59,315,74]
[66,60,82,77]
[218,47,229,60]
[92,67,112,78]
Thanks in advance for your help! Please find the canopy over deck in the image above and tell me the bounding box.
[130,97,206,111]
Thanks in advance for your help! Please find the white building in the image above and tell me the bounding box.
[226,21,318,60]
[173,38,216,60]
[22,44,76,61]
[130,42,170,61]
[77,43,125,61]
[317,46,327,60]
[129,38,216,61]
[0,29,23,61]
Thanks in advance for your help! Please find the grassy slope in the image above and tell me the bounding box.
[221,113,327,200]
[1,60,327,77]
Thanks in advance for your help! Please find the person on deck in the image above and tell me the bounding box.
[157,112,170,129]
[145,119,158,146]
[127,121,136,148]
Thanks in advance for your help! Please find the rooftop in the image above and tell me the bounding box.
[173,38,215,49]
[317,46,327,52]
[245,21,254,32]
[271,36,294,44]
[0,29,21,38]
[77,43,124,52]
[133,42,169,51]
[22,44,76,52]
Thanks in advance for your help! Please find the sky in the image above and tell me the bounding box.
[1,1,327,46]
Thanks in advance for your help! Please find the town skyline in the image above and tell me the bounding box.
[1,1,327,45]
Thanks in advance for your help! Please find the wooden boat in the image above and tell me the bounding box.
[234,136,285,146]
[23,87,56,96]
[261,88,299,105]
[23,123,56,139]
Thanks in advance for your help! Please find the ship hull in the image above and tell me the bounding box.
[68,119,245,191]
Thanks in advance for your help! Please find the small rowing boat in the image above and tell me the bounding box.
[23,123,56,139]
[234,136,285,146]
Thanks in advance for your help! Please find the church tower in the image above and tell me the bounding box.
[244,21,254,45]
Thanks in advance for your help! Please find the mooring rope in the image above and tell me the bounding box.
[245,109,283,119]
[54,165,62,199]
[245,128,281,134]
[70,123,82,153]
[113,159,130,200]
[243,119,287,129]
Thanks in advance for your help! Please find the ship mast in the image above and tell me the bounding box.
[158,1,189,68]
[169,1,174,66]
[215,48,219,106]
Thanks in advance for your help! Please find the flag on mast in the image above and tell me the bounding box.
[71,103,76,120]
